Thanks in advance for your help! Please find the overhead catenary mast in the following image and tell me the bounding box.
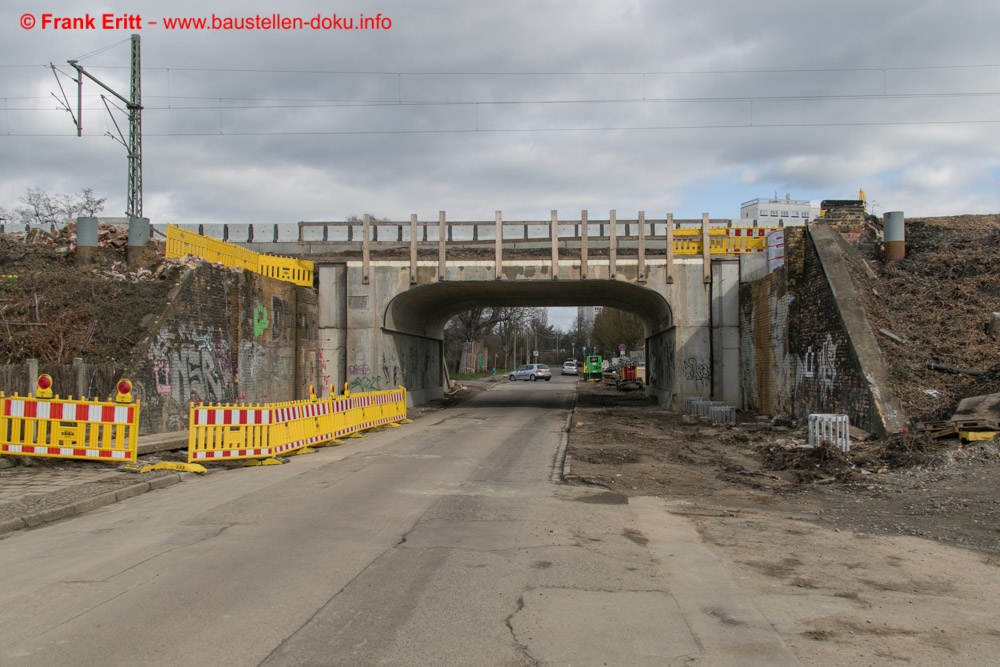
[59,34,142,218]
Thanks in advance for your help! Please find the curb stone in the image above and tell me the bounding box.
[0,474,182,537]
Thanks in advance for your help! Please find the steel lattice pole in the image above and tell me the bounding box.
[127,34,142,218]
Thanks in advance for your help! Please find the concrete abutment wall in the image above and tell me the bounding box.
[737,223,905,436]
[315,257,746,412]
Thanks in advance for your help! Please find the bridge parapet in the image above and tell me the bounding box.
[161,211,779,289]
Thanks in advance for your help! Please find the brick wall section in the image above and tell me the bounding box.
[791,230,876,430]
[740,225,883,433]
[820,200,869,244]
[128,263,318,434]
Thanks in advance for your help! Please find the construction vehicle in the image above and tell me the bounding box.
[582,354,603,381]
[615,359,643,390]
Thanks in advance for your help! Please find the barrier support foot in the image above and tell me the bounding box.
[288,447,316,456]
[245,457,288,466]
[141,461,207,475]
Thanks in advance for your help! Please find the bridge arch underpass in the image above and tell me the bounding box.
[381,280,676,404]
[384,280,672,339]
[321,255,735,409]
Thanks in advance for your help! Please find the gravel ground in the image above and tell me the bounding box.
[565,381,1000,554]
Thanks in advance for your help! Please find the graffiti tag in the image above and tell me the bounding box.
[682,357,711,386]
[349,375,382,393]
[252,303,269,338]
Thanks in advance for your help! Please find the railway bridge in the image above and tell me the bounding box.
[219,211,782,408]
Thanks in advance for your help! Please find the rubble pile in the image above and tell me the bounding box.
[846,215,1000,421]
[0,232,179,365]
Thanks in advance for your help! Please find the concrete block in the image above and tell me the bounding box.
[0,517,27,535]
[24,505,75,527]
[70,491,121,514]
[149,474,181,490]
[115,483,151,501]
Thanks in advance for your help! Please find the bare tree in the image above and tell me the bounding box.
[64,188,107,218]
[3,187,106,227]
[14,187,65,227]
[592,308,644,358]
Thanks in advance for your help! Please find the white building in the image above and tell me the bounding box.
[740,195,819,226]
[577,306,602,330]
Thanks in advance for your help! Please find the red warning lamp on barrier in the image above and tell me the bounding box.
[115,379,134,404]
[35,374,54,399]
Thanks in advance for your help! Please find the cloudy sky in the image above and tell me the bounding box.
[4,1,1000,327]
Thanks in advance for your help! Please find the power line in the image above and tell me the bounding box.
[5,116,1000,139]
[6,59,1000,138]
[8,89,1000,111]
[33,62,1000,75]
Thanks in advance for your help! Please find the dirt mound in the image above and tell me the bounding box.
[0,233,180,366]
[847,215,1000,421]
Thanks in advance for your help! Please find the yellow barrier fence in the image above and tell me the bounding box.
[0,377,140,463]
[166,225,314,287]
[188,386,408,464]
[258,254,315,286]
[672,227,777,255]
[166,225,259,271]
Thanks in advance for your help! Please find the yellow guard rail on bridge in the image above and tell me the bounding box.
[166,225,314,287]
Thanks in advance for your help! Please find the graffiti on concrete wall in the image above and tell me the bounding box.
[303,348,331,395]
[646,335,674,391]
[739,300,757,405]
[147,324,234,405]
[743,281,849,415]
[663,338,675,390]
[682,356,711,389]
[252,302,269,337]
[238,340,270,401]
[349,374,382,393]
[770,293,796,409]
[348,356,386,393]
[271,296,290,341]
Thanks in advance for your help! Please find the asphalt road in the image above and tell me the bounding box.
[0,376,798,666]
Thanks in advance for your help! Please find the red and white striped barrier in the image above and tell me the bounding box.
[1,394,139,463]
[188,387,409,463]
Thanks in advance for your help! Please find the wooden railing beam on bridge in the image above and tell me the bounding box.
[609,209,618,279]
[701,213,711,284]
[495,211,502,279]
[580,209,589,279]
[362,213,371,284]
[666,213,675,284]
[550,210,559,280]
[438,211,446,281]
[409,214,418,284]
[638,210,647,283]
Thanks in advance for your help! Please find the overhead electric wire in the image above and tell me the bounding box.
[41,62,1000,75]
[7,88,1000,111]
[4,60,1000,137]
[6,116,1000,139]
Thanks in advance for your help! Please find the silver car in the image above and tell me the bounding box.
[509,363,552,381]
